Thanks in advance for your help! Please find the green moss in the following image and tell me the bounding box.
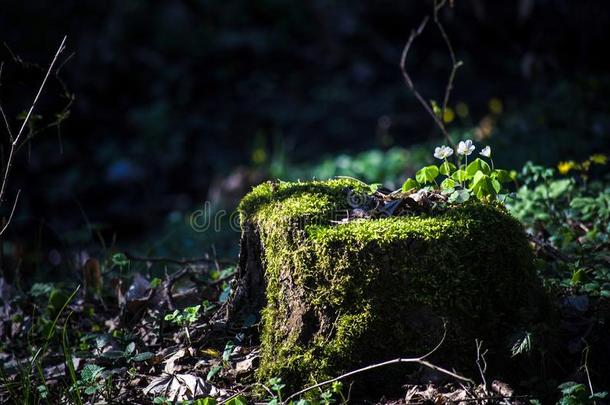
[239,179,548,390]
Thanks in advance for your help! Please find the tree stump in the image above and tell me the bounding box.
[228,179,550,392]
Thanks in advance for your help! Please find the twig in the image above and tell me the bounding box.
[400,2,460,148]
[0,189,20,235]
[475,339,489,392]
[580,343,597,404]
[283,323,474,403]
[0,62,14,142]
[124,252,234,266]
[434,0,462,126]
[0,36,67,235]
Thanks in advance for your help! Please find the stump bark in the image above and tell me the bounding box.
[228,179,551,392]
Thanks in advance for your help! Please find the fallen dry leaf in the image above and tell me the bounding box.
[143,373,225,401]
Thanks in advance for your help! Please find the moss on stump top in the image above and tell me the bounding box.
[237,179,549,392]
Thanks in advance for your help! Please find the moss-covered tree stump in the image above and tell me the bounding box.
[230,179,549,391]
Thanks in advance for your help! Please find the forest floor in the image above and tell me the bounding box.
[1,158,610,405]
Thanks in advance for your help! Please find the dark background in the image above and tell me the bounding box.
[1,0,610,271]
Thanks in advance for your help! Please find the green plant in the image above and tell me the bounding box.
[507,157,610,297]
[557,381,607,405]
[164,305,201,344]
[402,142,515,203]
[78,364,106,396]
[206,340,235,381]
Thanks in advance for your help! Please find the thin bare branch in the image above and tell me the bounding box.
[434,0,463,126]
[475,339,489,392]
[400,1,463,148]
[0,36,67,213]
[0,62,15,142]
[283,324,474,403]
[0,189,20,236]
[124,252,234,266]
[400,16,454,147]
[13,36,67,148]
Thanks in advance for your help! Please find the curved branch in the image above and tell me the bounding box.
[283,323,474,403]
[434,0,463,128]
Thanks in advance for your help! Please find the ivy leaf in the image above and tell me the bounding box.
[401,178,419,192]
[439,161,456,176]
[466,158,491,176]
[415,165,439,184]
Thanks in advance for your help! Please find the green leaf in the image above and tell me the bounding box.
[111,252,129,267]
[131,352,154,362]
[491,178,501,194]
[440,178,456,190]
[439,161,456,176]
[466,158,491,176]
[491,169,512,183]
[448,189,470,204]
[222,341,234,362]
[430,100,441,118]
[206,365,222,381]
[100,350,126,360]
[415,165,439,184]
[470,171,500,198]
[451,169,469,182]
[548,179,572,199]
[401,178,419,192]
[225,396,248,405]
[571,269,585,285]
[80,364,104,382]
[194,398,217,405]
[558,381,586,396]
[125,342,136,356]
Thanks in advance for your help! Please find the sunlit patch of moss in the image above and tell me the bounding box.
[239,179,550,391]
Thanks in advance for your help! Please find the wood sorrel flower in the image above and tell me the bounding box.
[434,145,454,160]
[457,140,475,156]
[480,146,491,158]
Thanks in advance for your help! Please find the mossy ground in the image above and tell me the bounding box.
[238,179,549,392]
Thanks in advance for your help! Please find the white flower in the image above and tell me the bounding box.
[433,145,454,160]
[480,146,491,158]
[457,140,475,156]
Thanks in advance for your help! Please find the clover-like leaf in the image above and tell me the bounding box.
[439,161,456,176]
[440,178,456,190]
[401,178,419,192]
[449,189,470,203]
[470,171,501,198]
[451,169,469,182]
[491,169,512,183]
[415,165,439,184]
[466,158,491,176]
